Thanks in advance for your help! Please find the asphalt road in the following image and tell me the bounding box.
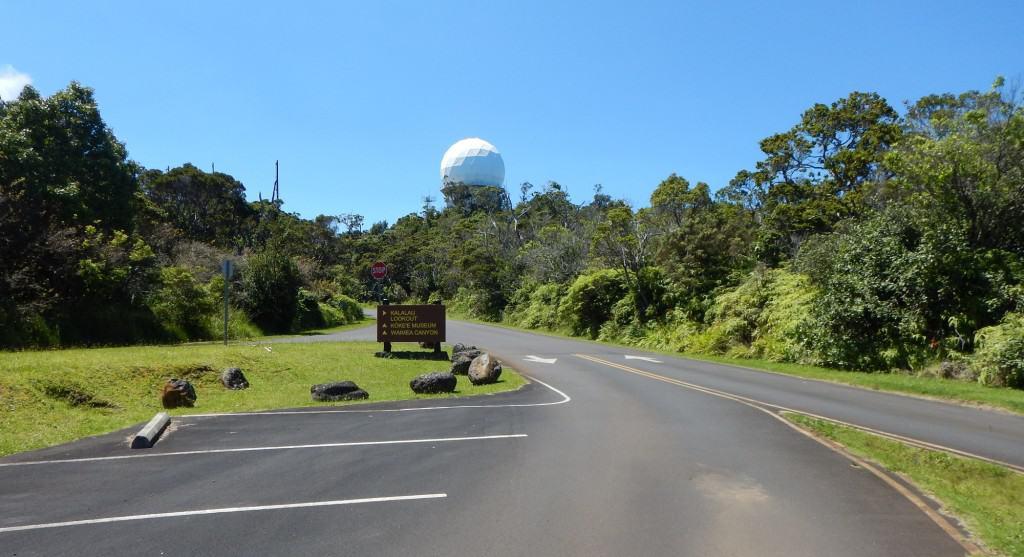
[3,317,1021,556]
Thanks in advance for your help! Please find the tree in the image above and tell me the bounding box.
[592,206,659,316]
[0,83,145,345]
[140,164,254,249]
[726,92,902,262]
[886,78,1024,255]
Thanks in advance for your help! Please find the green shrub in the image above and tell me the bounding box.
[751,269,817,362]
[240,251,301,333]
[635,308,702,352]
[203,308,261,340]
[318,302,346,327]
[679,268,817,362]
[597,294,645,343]
[334,295,364,323]
[148,266,216,340]
[294,288,326,330]
[971,313,1024,388]
[561,269,628,338]
[504,283,565,331]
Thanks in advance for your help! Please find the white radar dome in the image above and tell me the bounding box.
[440,137,505,187]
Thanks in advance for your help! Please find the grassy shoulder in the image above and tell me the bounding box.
[784,412,1024,557]
[449,313,1024,415]
[0,340,525,457]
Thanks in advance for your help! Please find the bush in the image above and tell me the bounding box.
[504,283,565,331]
[149,266,216,340]
[971,313,1024,388]
[334,295,364,323]
[293,288,326,330]
[751,269,817,362]
[597,294,644,343]
[635,308,702,352]
[561,269,627,338]
[240,251,301,333]
[676,268,817,362]
[449,287,501,321]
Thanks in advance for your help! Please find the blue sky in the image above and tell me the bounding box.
[3,0,1022,225]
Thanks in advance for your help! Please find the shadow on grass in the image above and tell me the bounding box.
[374,351,451,361]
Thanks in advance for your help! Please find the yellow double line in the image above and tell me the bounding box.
[574,353,993,556]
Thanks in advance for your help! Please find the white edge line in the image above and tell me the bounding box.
[180,372,571,418]
[0,493,447,534]
[0,434,527,467]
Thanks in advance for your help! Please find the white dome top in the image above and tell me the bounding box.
[440,137,505,187]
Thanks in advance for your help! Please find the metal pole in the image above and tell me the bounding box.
[382,297,391,353]
[223,268,229,346]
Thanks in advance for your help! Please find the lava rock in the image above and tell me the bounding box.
[450,349,483,374]
[220,367,249,390]
[451,343,478,356]
[161,379,197,408]
[410,372,457,394]
[311,381,368,402]
[468,353,503,385]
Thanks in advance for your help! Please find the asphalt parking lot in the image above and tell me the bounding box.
[0,379,568,556]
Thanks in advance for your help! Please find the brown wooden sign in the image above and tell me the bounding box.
[376,305,446,343]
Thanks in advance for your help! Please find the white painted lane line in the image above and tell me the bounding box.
[523,355,557,364]
[182,373,571,418]
[0,493,447,534]
[625,355,662,363]
[0,434,527,467]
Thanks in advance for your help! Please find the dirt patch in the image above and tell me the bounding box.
[37,382,118,408]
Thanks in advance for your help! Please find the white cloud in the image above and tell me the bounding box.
[0,65,33,101]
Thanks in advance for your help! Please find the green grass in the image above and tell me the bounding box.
[449,313,1024,415]
[0,341,525,457]
[785,412,1024,557]
[257,317,375,339]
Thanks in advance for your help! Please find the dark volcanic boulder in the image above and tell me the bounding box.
[311,381,368,402]
[161,379,197,408]
[410,372,457,394]
[220,367,249,390]
[450,349,483,375]
[451,343,478,356]
[468,353,503,385]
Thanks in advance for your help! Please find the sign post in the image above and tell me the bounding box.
[370,262,388,305]
[377,303,446,354]
[221,259,234,346]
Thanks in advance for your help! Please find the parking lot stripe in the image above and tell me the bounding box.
[0,493,448,533]
[0,434,527,467]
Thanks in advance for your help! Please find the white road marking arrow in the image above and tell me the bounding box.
[624,355,661,363]
[523,355,558,364]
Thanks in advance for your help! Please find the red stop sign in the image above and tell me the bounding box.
[371,261,388,280]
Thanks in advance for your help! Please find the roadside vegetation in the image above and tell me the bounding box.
[785,413,1024,557]
[1,78,1021,401]
[0,341,525,457]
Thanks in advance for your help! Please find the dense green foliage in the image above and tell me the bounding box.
[1,79,1021,393]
